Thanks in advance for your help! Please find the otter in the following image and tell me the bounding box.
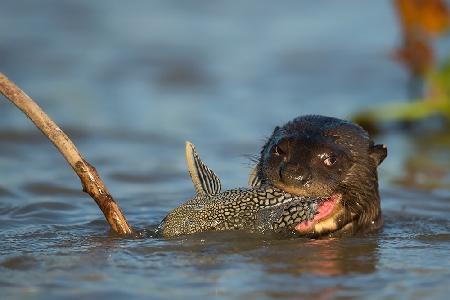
[249,115,387,237]
[160,115,386,238]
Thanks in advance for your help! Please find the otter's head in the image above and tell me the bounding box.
[254,115,387,237]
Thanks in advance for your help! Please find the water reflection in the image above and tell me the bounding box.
[251,237,379,277]
[392,128,450,189]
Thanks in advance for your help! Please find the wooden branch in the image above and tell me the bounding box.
[0,73,133,235]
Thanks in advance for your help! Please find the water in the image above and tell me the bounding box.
[1,0,450,299]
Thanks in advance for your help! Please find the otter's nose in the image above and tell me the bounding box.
[279,163,312,186]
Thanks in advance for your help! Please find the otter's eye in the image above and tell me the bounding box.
[272,139,289,157]
[323,155,337,167]
[273,145,284,156]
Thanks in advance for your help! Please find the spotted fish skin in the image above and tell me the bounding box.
[159,185,318,237]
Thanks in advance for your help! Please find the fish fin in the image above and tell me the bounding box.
[185,141,221,195]
[248,165,263,187]
[255,203,287,233]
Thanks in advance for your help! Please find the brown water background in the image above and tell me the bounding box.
[1,1,450,299]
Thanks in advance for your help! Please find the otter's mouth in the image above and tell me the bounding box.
[295,193,343,234]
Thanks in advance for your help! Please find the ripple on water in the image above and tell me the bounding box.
[22,182,82,197]
[109,170,185,184]
[0,186,13,198]
[415,233,450,244]
[0,255,40,271]
[9,201,79,224]
[0,128,87,144]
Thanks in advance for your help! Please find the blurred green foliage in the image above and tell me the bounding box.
[352,0,450,133]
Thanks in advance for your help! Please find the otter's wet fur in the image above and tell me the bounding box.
[252,115,387,236]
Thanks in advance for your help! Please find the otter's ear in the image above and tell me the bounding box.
[369,144,387,166]
[272,126,280,135]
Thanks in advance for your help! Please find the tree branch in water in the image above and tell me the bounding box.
[0,73,133,235]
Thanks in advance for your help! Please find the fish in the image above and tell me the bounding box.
[158,142,321,238]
